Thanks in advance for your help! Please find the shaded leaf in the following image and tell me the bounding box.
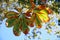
[20,15,30,34]
[23,28,29,35]
[5,11,19,19]
[29,13,36,27]
[33,9,40,14]
[6,18,16,27]
[37,5,46,10]
[22,15,29,31]
[13,19,21,36]
[28,36,31,39]
[30,0,35,9]
[32,32,37,38]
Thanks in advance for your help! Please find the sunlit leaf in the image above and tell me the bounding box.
[36,10,50,22]
[50,22,55,26]
[46,7,53,14]
[47,29,52,34]
[25,5,29,8]
[35,14,42,28]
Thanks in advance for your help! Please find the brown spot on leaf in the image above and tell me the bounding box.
[23,28,29,35]
[13,30,20,36]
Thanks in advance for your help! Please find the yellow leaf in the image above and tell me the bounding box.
[36,10,50,23]
[50,22,55,26]
[25,5,29,8]
[47,29,52,34]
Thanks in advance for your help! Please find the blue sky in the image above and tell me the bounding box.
[0,0,59,40]
[0,18,60,40]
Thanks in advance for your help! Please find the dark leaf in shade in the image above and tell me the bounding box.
[13,20,21,36]
[6,18,16,27]
[5,11,19,19]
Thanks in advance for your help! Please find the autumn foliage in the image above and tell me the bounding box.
[4,0,53,36]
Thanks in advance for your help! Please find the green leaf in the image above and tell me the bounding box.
[6,18,16,27]
[21,15,29,31]
[5,11,18,18]
[33,9,40,13]
[13,19,21,36]
[34,0,36,4]
[35,14,42,28]
[18,0,25,5]
[35,14,42,24]
[0,11,2,14]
